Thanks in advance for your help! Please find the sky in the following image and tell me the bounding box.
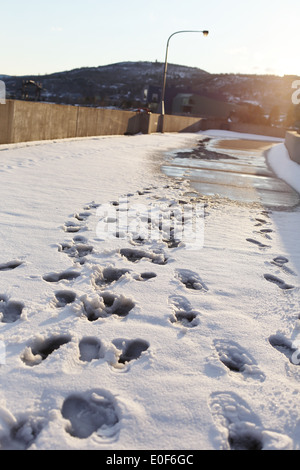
[1,0,299,77]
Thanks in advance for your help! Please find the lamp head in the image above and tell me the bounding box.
[203,30,209,36]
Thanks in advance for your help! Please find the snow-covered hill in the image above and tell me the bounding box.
[2,61,297,116]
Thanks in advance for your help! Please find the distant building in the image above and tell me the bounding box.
[172,93,243,120]
[142,85,161,112]
[142,85,246,119]
[21,80,42,101]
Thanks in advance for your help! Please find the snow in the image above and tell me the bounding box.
[0,131,300,450]
[203,128,284,142]
[267,142,300,195]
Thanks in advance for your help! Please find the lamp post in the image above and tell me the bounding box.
[160,30,209,120]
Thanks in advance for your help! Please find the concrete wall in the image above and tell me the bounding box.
[0,100,14,144]
[13,101,78,142]
[162,114,203,133]
[0,99,288,145]
[140,112,161,134]
[285,131,300,164]
[0,100,208,144]
[76,107,141,137]
[0,100,78,144]
[0,100,160,144]
[0,100,143,144]
[228,122,286,139]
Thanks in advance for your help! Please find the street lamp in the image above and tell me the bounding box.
[160,30,209,118]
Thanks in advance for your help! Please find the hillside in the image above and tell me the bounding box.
[2,61,298,120]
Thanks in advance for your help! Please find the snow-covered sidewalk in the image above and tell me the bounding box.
[0,132,300,450]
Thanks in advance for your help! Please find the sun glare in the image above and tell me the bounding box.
[273,51,300,77]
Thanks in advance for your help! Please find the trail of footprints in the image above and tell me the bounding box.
[207,209,298,450]
[246,209,300,369]
[0,184,210,448]
[1,190,298,449]
[247,211,296,291]
[203,209,298,450]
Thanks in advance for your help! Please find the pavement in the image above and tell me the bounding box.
[162,136,300,210]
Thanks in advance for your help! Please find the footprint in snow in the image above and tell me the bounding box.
[81,292,135,322]
[43,269,80,283]
[253,211,271,225]
[93,265,157,288]
[120,247,167,265]
[269,333,300,365]
[54,290,76,308]
[93,266,131,288]
[136,188,153,195]
[0,295,24,323]
[61,390,119,439]
[112,338,150,367]
[254,217,268,226]
[0,260,23,271]
[169,295,200,328]
[73,235,88,243]
[133,271,157,282]
[170,310,199,328]
[270,256,297,276]
[175,268,208,292]
[63,221,86,233]
[58,239,93,264]
[163,237,182,249]
[209,391,292,450]
[272,256,289,267]
[79,337,104,362]
[257,228,273,240]
[0,413,46,450]
[246,238,270,249]
[129,236,147,246]
[263,274,294,290]
[213,339,265,381]
[21,334,71,366]
[74,211,92,221]
[83,202,100,211]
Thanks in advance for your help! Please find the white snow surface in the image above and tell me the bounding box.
[267,142,300,195]
[203,128,284,142]
[0,131,300,450]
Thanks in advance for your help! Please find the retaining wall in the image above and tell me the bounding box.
[161,114,203,133]
[285,131,300,164]
[0,100,14,144]
[0,99,287,145]
[0,100,146,144]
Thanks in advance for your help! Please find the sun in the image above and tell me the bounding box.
[273,56,300,77]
